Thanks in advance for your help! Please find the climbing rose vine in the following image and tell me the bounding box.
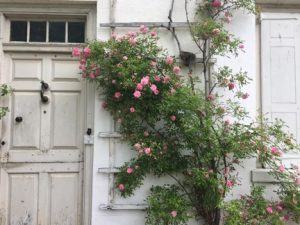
[74,1,300,224]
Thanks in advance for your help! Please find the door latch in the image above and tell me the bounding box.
[15,116,23,123]
[86,128,92,136]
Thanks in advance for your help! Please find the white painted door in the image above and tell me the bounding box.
[0,52,85,225]
[261,13,300,166]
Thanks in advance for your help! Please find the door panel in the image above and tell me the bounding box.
[11,92,41,150]
[51,92,80,149]
[0,163,82,225]
[8,174,39,225]
[49,173,80,225]
[12,58,42,81]
[52,59,80,81]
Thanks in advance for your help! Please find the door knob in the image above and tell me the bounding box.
[15,116,23,123]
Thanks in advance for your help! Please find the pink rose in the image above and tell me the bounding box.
[228,82,235,90]
[211,0,222,7]
[72,47,81,57]
[226,180,234,188]
[170,115,176,122]
[278,164,285,173]
[296,177,300,186]
[139,25,149,33]
[242,93,249,99]
[89,73,95,80]
[112,80,116,84]
[163,75,171,83]
[133,90,141,98]
[118,184,125,191]
[150,31,157,37]
[239,43,245,49]
[136,83,144,91]
[153,89,159,95]
[114,92,122,99]
[127,167,134,174]
[80,59,86,65]
[144,131,149,137]
[266,207,273,214]
[170,211,177,218]
[128,38,137,45]
[141,76,150,86]
[95,68,101,76]
[127,31,137,37]
[166,56,174,65]
[83,47,91,57]
[150,84,157,92]
[276,205,283,211]
[207,94,215,101]
[154,75,161,82]
[123,56,128,60]
[130,107,135,113]
[173,66,181,75]
[144,147,151,155]
[134,143,141,150]
[271,147,283,157]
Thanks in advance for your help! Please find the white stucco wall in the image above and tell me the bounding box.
[92,1,256,224]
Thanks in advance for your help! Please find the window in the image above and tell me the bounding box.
[10,20,85,43]
[10,21,27,42]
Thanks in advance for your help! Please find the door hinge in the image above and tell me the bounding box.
[0,151,9,163]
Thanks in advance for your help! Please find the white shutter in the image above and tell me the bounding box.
[261,13,300,166]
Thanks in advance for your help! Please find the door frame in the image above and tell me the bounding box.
[0,2,97,225]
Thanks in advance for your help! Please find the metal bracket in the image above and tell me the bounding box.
[99,203,147,210]
[84,135,94,145]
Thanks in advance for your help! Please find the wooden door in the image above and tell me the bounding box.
[0,52,85,225]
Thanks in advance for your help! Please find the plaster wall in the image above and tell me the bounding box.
[92,1,257,224]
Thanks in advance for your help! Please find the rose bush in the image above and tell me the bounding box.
[73,0,300,224]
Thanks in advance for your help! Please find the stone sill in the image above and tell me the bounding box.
[251,169,279,183]
[2,43,78,53]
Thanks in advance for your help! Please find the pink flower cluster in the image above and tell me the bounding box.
[133,142,152,155]
[73,46,101,80]
[133,75,161,98]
